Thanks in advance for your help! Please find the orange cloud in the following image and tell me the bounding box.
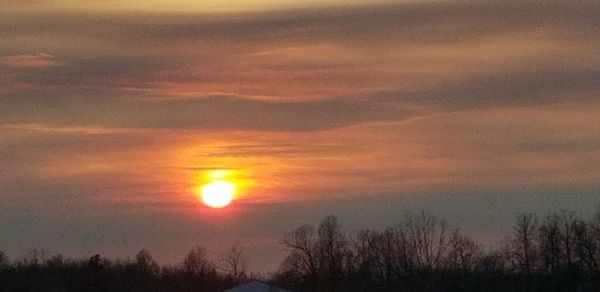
[1,54,60,68]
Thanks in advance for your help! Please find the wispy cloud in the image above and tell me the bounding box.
[1,1,598,131]
[0,53,59,68]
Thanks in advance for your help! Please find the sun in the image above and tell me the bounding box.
[193,169,247,208]
[200,180,235,208]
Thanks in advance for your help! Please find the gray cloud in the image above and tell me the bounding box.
[376,69,600,109]
[2,2,599,46]
[11,55,171,86]
[0,94,410,131]
[1,1,598,133]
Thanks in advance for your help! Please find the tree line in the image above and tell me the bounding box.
[0,244,253,291]
[273,209,600,291]
[1,207,600,291]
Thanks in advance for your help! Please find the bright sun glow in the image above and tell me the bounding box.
[200,180,235,208]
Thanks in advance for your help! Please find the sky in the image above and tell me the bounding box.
[1,0,600,273]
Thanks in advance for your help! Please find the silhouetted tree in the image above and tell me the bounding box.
[0,250,7,269]
[352,226,415,290]
[403,211,448,272]
[133,249,160,289]
[4,207,600,291]
[575,205,600,279]
[221,242,248,281]
[539,213,562,275]
[281,223,318,288]
[136,250,159,274]
[315,215,349,284]
[18,248,48,268]
[574,220,599,278]
[511,213,539,285]
[183,246,215,276]
[279,215,352,291]
[446,229,480,276]
[179,245,220,291]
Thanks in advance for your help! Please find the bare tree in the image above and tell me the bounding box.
[446,229,480,275]
[281,223,317,283]
[512,213,539,291]
[353,226,415,288]
[18,248,49,267]
[476,250,508,274]
[403,211,448,271]
[539,213,561,274]
[592,205,600,277]
[573,220,600,278]
[557,210,578,268]
[315,215,349,280]
[221,243,248,280]
[136,249,160,276]
[353,230,382,283]
[574,204,600,278]
[279,215,351,290]
[0,250,8,269]
[182,246,215,276]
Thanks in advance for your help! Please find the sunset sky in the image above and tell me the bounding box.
[1,0,600,272]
